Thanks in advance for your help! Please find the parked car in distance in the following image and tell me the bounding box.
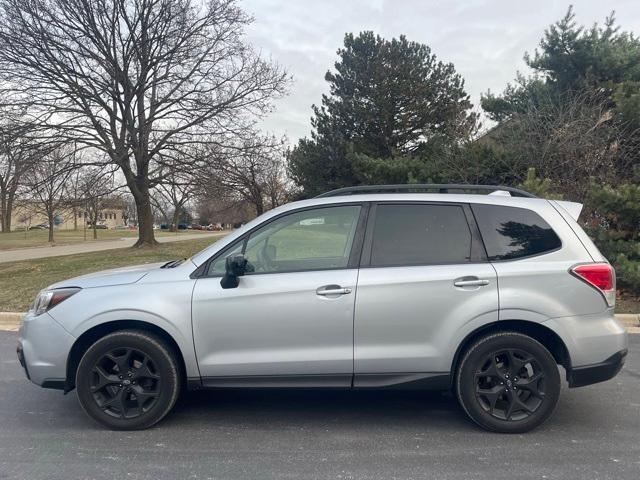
[17,184,627,432]
[28,224,49,230]
[87,222,108,229]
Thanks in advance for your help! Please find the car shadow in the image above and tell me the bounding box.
[167,388,472,431]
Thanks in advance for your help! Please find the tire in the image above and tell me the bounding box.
[75,330,181,430]
[456,332,561,433]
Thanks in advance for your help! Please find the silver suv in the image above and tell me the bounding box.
[17,184,628,432]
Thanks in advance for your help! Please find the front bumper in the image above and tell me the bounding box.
[18,311,76,388]
[568,349,628,388]
[16,342,30,380]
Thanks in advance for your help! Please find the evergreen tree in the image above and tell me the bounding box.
[289,32,476,196]
[482,7,640,120]
[585,184,640,297]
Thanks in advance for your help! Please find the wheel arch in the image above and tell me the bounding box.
[450,319,571,388]
[64,320,189,393]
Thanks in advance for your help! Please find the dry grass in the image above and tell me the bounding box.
[0,228,211,250]
[616,295,640,314]
[0,237,216,312]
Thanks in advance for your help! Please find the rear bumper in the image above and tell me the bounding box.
[544,310,628,368]
[568,349,628,388]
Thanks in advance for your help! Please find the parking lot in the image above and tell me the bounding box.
[0,331,638,480]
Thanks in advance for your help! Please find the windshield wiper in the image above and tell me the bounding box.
[161,258,186,268]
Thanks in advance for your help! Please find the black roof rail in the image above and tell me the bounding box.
[315,184,538,199]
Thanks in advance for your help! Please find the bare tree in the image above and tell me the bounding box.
[196,195,251,227]
[122,195,138,228]
[0,0,289,246]
[202,136,289,216]
[150,190,172,228]
[263,155,291,210]
[24,143,78,243]
[0,117,38,232]
[75,166,119,239]
[151,159,198,232]
[491,90,638,199]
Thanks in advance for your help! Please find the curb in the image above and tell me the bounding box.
[616,313,640,334]
[0,312,22,332]
[1,312,639,333]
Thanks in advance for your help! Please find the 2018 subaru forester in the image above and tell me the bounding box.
[17,184,628,432]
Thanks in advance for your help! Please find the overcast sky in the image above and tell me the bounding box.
[241,0,640,143]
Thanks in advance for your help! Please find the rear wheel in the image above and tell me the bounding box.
[76,330,180,430]
[456,332,560,433]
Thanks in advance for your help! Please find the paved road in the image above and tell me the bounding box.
[0,332,638,480]
[0,232,225,263]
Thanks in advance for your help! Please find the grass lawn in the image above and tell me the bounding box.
[0,237,218,312]
[0,228,212,251]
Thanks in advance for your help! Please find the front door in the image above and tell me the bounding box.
[192,204,366,387]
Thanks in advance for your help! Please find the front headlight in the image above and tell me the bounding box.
[30,288,81,315]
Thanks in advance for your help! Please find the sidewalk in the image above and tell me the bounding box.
[0,232,224,264]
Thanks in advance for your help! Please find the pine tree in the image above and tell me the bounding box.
[288,32,476,196]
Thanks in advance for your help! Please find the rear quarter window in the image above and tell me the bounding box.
[472,204,561,260]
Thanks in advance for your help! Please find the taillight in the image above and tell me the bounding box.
[570,263,615,307]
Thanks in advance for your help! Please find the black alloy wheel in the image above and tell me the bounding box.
[90,347,161,419]
[76,330,180,430]
[474,348,545,421]
[456,332,561,433]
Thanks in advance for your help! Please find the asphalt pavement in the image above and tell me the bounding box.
[0,331,638,480]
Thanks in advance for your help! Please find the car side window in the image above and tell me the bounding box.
[471,204,562,260]
[208,205,362,275]
[208,241,244,276]
[370,204,472,267]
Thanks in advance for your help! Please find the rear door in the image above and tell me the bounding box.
[353,202,499,383]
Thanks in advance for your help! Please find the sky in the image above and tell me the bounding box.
[242,0,640,144]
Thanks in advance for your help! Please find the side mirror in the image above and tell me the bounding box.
[220,254,248,289]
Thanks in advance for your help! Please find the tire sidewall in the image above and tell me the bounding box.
[76,330,180,430]
[457,332,561,433]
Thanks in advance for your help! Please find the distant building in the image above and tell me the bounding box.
[11,200,124,230]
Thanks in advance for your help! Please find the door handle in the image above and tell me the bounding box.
[316,285,352,296]
[453,279,490,287]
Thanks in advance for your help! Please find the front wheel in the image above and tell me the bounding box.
[456,332,561,433]
[76,330,181,430]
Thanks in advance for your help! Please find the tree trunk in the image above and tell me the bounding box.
[0,187,14,233]
[254,194,264,216]
[5,190,15,233]
[128,176,158,247]
[170,208,180,233]
[47,211,54,243]
[132,189,157,247]
[4,201,13,232]
[91,211,98,240]
[0,191,6,233]
[135,200,157,247]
